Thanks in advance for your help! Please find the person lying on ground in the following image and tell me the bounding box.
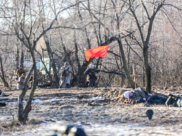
[85,64,101,87]
[124,87,167,104]
[60,62,73,88]
[165,93,182,107]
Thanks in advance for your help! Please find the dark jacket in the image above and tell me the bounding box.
[85,68,100,79]
[166,96,182,107]
[16,69,25,76]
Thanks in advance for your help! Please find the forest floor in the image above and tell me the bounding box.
[0,86,182,136]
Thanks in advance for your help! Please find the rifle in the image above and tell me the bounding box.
[144,97,151,104]
[169,93,181,100]
[62,67,69,76]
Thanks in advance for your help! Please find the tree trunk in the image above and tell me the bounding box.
[20,49,24,68]
[0,56,9,87]
[143,46,151,93]
[23,51,37,122]
[74,31,81,71]
[18,96,24,122]
[37,51,52,83]
[71,58,93,86]
[18,48,36,123]
[16,47,19,70]
[117,37,136,89]
[45,41,59,88]
[18,66,34,123]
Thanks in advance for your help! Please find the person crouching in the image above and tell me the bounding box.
[85,64,101,87]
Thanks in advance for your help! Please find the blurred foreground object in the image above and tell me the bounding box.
[146,109,153,120]
[0,102,6,107]
[42,125,87,136]
[2,93,9,97]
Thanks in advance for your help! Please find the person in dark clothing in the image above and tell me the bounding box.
[140,88,167,104]
[124,87,167,104]
[16,65,25,77]
[149,95,167,104]
[165,93,182,107]
[85,64,101,87]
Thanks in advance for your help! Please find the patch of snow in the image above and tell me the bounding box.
[70,97,78,100]
[40,122,52,125]
[90,96,102,100]
[7,102,17,105]
[32,99,41,103]
[83,113,88,115]
[50,98,61,102]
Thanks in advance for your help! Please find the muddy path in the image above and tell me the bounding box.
[1,87,182,135]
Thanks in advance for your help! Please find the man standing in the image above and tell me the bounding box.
[16,65,25,77]
[60,62,73,88]
[85,64,101,87]
[17,73,25,90]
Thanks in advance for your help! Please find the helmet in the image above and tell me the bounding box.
[64,62,69,66]
[89,64,94,68]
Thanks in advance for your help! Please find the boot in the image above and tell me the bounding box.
[66,84,70,88]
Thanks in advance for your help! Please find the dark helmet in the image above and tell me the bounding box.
[64,62,69,66]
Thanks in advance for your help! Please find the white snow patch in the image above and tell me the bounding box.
[70,97,78,100]
[32,99,41,103]
[90,96,102,100]
[7,102,17,105]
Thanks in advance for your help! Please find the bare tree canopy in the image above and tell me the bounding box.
[0,0,182,122]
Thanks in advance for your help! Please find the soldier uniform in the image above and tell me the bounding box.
[124,88,147,104]
[166,95,182,107]
[60,62,73,88]
[124,87,167,104]
[17,73,25,89]
[85,64,101,87]
[16,65,25,77]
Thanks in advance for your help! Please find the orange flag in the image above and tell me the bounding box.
[85,45,109,61]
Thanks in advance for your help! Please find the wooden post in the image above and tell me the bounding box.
[132,64,136,89]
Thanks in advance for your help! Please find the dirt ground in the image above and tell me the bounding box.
[1,86,182,136]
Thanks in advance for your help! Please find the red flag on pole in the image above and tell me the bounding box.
[85,45,109,61]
